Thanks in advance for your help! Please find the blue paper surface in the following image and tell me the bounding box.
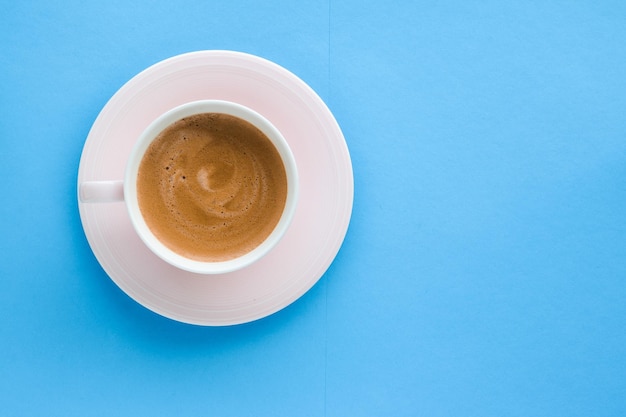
[2,1,626,415]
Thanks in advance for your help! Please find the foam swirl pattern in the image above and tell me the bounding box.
[137,113,287,261]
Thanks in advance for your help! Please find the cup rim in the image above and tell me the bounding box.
[124,99,299,274]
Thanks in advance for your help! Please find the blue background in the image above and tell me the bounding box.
[2,1,625,415]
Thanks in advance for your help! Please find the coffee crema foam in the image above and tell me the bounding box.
[137,113,288,262]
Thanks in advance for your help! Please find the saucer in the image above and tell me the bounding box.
[77,51,353,325]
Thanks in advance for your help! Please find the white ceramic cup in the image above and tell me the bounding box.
[79,100,299,274]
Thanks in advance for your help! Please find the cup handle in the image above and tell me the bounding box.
[79,180,124,203]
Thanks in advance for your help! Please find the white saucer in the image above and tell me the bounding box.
[77,51,353,326]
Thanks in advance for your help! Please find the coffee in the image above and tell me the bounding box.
[137,113,288,262]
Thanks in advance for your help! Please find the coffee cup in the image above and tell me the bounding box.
[79,100,298,274]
